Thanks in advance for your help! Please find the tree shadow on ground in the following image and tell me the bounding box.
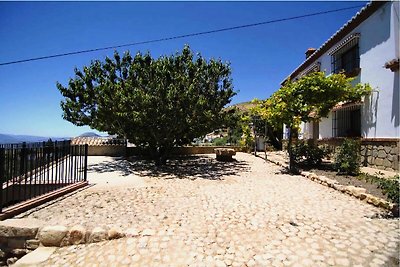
[87,155,250,180]
[87,157,135,176]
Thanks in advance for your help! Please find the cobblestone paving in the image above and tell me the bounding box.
[24,153,399,266]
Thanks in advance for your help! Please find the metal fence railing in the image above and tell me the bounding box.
[0,140,88,212]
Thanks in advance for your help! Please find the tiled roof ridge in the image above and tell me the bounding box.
[281,1,387,85]
[71,137,125,146]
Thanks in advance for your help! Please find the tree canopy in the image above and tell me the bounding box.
[57,46,236,164]
[258,72,372,171]
[262,72,372,130]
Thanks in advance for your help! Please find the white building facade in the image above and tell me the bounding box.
[283,1,399,171]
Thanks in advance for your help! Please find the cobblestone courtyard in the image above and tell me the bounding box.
[20,153,399,266]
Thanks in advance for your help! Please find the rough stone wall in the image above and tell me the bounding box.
[317,138,399,172]
[360,140,399,172]
[0,219,42,266]
[282,138,399,171]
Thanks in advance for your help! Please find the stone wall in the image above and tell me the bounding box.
[0,219,127,266]
[0,219,43,266]
[316,138,399,172]
[360,139,399,172]
[126,146,243,157]
[171,146,243,155]
[87,145,126,156]
[71,137,127,156]
[281,138,399,171]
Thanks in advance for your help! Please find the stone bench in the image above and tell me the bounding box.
[214,148,236,162]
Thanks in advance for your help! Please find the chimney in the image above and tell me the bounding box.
[305,48,316,59]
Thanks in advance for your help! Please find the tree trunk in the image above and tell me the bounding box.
[287,127,296,173]
[153,145,170,166]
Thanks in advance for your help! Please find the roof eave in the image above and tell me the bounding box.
[280,1,387,86]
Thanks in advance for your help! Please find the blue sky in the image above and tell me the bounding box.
[0,1,367,137]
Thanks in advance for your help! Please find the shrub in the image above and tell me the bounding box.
[212,137,228,146]
[377,175,400,205]
[358,174,399,204]
[335,138,361,175]
[239,124,254,152]
[292,140,325,166]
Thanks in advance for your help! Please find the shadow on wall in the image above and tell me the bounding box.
[364,71,400,137]
[360,3,391,56]
[87,155,251,180]
[362,90,379,138]
[392,73,399,127]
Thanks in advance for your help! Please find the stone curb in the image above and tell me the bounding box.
[37,225,146,247]
[266,158,396,212]
[1,219,156,264]
[45,226,156,247]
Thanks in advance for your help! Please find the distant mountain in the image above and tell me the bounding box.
[0,134,69,144]
[229,101,257,112]
[78,132,101,138]
[0,134,18,144]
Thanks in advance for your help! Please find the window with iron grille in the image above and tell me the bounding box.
[332,105,361,137]
[330,33,360,76]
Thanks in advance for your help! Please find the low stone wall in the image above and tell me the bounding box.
[317,138,399,172]
[266,156,398,215]
[282,138,399,172]
[171,146,242,155]
[87,145,126,156]
[0,218,156,265]
[300,171,395,211]
[360,139,399,172]
[126,146,243,157]
[0,219,43,266]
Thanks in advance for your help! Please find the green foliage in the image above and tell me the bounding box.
[258,72,371,172]
[377,176,400,205]
[57,46,236,164]
[335,139,361,175]
[291,141,326,166]
[264,72,372,129]
[238,114,254,152]
[248,99,282,150]
[228,126,243,145]
[223,107,245,146]
[212,137,228,146]
[358,174,400,204]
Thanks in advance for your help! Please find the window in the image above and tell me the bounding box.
[300,62,321,77]
[330,33,360,77]
[332,104,361,137]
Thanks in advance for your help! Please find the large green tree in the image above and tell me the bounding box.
[57,46,236,164]
[261,72,372,172]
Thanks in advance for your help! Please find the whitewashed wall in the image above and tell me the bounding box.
[358,2,399,138]
[295,2,399,139]
[318,112,333,139]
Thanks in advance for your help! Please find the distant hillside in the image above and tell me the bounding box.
[0,134,18,144]
[0,134,69,144]
[79,132,101,138]
[229,101,257,112]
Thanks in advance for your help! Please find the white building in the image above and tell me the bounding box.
[282,1,399,171]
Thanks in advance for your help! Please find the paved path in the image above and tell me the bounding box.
[23,153,399,266]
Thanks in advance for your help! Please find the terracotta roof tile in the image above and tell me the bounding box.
[71,137,125,146]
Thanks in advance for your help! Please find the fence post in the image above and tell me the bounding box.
[0,148,4,213]
[20,142,27,176]
[84,144,88,181]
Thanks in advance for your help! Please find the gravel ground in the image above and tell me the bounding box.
[20,153,399,266]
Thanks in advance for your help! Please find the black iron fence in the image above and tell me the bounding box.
[0,140,88,212]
